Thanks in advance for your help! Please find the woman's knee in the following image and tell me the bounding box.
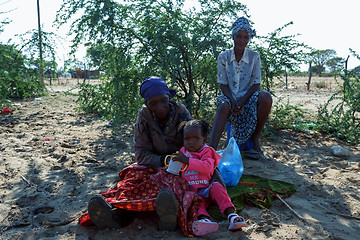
[216,102,231,115]
[258,91,272,107]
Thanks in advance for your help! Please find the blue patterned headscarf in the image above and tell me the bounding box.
[140,76,176,101]
[232,17,256,40]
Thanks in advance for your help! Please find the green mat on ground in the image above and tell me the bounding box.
[209,174,296,220]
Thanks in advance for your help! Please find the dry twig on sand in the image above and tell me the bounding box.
[276,194,304,221]
[43,215,78,227]
[20,175,31,187]
[325,211,360,221]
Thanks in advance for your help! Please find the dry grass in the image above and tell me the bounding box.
[44,76,104,87]
[276,76,343,90]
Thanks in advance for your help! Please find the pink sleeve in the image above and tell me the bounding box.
[188,147,218,175]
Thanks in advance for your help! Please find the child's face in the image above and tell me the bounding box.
[183,127,206,152]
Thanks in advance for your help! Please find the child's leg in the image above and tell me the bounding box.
[208,182,246,231]
[210,102,231,150]
[208,182,234,214]
[196,195,212,219]
[192,195,219,236]
[227,212,246,231]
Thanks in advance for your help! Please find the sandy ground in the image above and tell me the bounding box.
[0,77,359,240]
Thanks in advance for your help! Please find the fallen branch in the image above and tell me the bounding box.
[4,222,31,231]
[325,211,360,221]
[43,216,77,227]
[276,194,304,221]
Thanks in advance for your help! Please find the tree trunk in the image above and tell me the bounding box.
[83,63,87,83]
[344,55,350,77]
[344,55,350,94]
[307,62,312,91]
[37,0,44,83]
[317,65,322,77]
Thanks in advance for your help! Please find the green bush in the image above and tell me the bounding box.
[264,97,310,139]
[76,75,143,125]
[0,44,47,105]
[269,98,308,128]
[317,72,360,144]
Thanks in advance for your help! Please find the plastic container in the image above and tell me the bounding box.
[217,137,244,186]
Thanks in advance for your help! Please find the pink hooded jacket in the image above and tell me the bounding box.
[180,145,222,192]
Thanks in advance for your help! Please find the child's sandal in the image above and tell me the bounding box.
[192,218,219,236]
[228,213,246,231]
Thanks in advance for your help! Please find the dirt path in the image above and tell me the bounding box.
[0,81,359,240]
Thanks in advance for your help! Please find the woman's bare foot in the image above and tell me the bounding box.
[251,136,262,152]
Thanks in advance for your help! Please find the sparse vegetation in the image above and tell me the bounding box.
[264,97,310,139]
[1,0,359,146]
[0,43,47,106]
[317,71,360,144]
[313,81,326,89]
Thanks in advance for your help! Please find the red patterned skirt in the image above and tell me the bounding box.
[79,164,201,237]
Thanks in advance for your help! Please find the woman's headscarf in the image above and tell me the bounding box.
[140,76,176,101]
[231,17,256,40]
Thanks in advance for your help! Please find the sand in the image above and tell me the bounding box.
[0,77,359,240]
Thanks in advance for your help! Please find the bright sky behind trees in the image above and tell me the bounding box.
[1,0,359,70]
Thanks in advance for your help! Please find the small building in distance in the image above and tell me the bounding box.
[71,68,100,79]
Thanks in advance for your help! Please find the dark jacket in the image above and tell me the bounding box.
[134,100,192,167]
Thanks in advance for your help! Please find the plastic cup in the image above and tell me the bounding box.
[166,158,184,175]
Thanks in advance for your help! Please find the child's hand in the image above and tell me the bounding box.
[172,151,189,165]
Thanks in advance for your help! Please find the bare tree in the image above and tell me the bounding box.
[0,0,14,14]
[344,55,350,77]
[37,0,44,81]
[307,61,312,90]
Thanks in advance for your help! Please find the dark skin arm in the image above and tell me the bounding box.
[220,83,260,114]
[172,151,189,165]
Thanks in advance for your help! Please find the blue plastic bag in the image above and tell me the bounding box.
[217,137,244,187]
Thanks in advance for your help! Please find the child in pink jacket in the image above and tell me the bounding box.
[172,119,246,236]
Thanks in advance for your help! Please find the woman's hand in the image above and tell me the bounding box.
[231,97,243,114]
[220,84,243,114]
[237,97,246,108]
[172,152,189,165]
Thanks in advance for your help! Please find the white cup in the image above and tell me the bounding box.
[166,158,184,175]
